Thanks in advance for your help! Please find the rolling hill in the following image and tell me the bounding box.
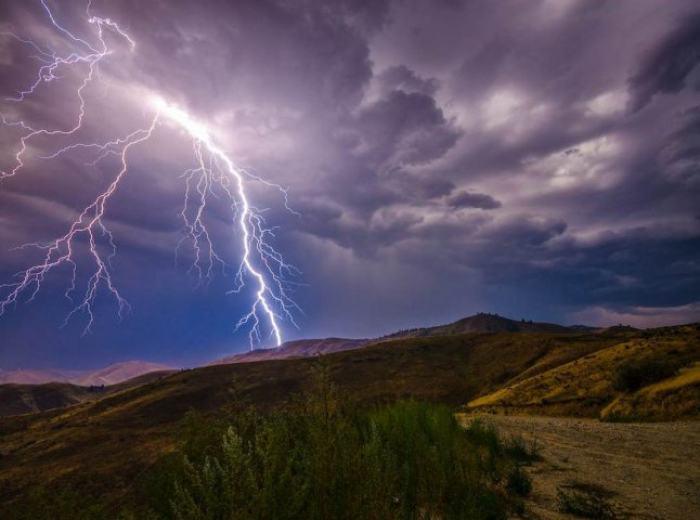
[0,382,98,418]
[0,371,175,417]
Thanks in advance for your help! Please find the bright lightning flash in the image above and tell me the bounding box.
[0,0,299,348]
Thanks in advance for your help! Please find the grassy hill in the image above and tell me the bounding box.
[467,324,700,420]
[0,324,697,514]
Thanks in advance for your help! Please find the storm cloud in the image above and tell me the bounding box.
[0,0,698,369]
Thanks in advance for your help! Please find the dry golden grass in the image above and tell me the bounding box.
[467,325,700,420]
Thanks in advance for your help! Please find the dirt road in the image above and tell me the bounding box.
[477,416,700,520]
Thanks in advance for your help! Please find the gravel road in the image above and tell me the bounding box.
[476,416,700,520]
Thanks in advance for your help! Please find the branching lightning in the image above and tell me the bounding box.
[0,0,299,348]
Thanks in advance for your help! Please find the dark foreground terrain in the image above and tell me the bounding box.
[0,320,698,517]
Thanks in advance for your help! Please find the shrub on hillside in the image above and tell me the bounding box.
[613,359,678,393]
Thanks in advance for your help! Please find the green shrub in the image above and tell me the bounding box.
[613,359,678,393]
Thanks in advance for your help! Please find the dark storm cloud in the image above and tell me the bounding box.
[361,0,700,327]
[480,232,700,312]
[447,191,500,210]
[628,10,700,112]
[352,89,460,173]
[658,105,700,185]
[1,0,700,370]
[390,173,455,200]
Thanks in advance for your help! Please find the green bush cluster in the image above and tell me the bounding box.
[143,399,512,520]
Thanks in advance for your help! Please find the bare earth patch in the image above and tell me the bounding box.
[478,416,700,520]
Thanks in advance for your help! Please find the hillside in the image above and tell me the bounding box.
[211,337,367,365]
[0,382,98,417]
[72,361,175,386]
[0,360,174,386]
[0,371,174,417]
[467,324,700,420]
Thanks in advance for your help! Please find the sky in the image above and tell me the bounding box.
[0,0,699,370]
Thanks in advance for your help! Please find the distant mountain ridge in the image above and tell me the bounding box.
[380,312,578,340]
[0,360,174,386]
[212,313,586,367]
[1,313,634,380]
[211,338,367,365]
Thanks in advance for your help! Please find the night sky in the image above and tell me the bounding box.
[1,0,699,370]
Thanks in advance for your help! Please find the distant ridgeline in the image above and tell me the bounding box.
[377,312,622,340]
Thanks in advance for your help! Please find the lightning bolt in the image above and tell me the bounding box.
[0,0,299,348]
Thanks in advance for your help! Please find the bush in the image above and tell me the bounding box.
[613,359,678,393]
[503,435,542,464]
[506,465,532,497]
[142,400,512,520]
